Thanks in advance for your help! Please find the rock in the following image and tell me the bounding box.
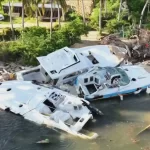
[2,73,10,80]
[0,62,25,81]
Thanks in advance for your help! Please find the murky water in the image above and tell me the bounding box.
[1,92,150,150]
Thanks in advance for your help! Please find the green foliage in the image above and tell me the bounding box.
[65,9,82,21]
[0,19,89,65]
[90,0,120,30]
[0,28,20,41]
[105,19,129,33]
[89,0,148,33]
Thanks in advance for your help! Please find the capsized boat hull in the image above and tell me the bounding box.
[0,81,98,139]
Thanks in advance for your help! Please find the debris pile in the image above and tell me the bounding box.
[100,30,150,63]
[0,62,31,82]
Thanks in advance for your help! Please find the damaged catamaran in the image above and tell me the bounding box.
[0,81,102,139]
[75,65,150,101]
[16,45,128,86]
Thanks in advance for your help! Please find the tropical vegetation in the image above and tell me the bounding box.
[0,0,150,65]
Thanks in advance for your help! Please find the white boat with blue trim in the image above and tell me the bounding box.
[0,81,102,139]
[75,65,150,101]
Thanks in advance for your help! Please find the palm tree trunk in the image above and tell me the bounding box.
[118,0,122,21]
[99,0,102,34]
[50,0,53,38]
[8,0,15,40]
[81,0,86,24]
[57,1,61,27]
[36,6,39,27]
[22,0,25,29]
[105,0,107,13]
[139,0,149,29]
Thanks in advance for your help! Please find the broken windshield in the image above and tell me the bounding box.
[105,67,130,86]
[116,68,130,86]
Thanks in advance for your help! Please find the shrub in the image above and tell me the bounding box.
[0,28,20,41]
[65,9,82,21]
[0,19,89,65]
[105,19,129,33]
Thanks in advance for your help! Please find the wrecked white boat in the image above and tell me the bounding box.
[0,81,100,139]
[16,45,128,86]
[75,65,150,101]
[72,45,128,67]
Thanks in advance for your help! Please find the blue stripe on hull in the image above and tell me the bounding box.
[86,84,150,101]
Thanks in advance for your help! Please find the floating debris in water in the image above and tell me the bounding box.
[36,138,50,144]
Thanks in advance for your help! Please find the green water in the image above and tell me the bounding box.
[1,92,150,150]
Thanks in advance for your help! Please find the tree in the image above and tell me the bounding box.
[22,0,25,29]
[99,0,102,33]
[31,0,42,27]
[57,1,61,27]
[104,0,107,13]
[50,0,53,38]
[56,0,67,22]
[118,0,122,21]
[8,0,15,39]
[139,0,150,28]
[81,0,86,24]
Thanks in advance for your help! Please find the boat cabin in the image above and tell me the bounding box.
[76,67,130,96]
[73,45,128,67]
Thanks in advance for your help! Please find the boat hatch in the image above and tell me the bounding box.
[50,70,57,74]
[87,55,99,64]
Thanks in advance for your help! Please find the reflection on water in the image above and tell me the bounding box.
[1,92,150,150]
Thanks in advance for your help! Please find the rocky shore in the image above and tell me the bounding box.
[0,61,32,82]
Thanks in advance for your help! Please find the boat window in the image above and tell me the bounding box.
[74,106,78,110]
[43,99,56,112]
[45,72,48,76]
[84,78,88,83]
[95,78,99,84]
[50,70,57,74]
[90,76,93,82]
[63,72,76,79]
[7,88,11,91]
[73,55,78,62]
[53,79,58,85]
[116,68,130,86]
[86,84,97,94]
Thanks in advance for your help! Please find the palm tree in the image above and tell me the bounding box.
[8,0,15,39]
[57,1,60,27]
[56,0,67,22]
[22,0,25,28]
[81,0,86,24]
[50,0,53,38]
[99,0,102,33]
[49,0,67,37]
[139,0,150,29]
[104,0,107,13]
[31,0,42,27]
[118,0,123,21]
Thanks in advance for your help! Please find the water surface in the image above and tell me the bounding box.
[1,92,150,150]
